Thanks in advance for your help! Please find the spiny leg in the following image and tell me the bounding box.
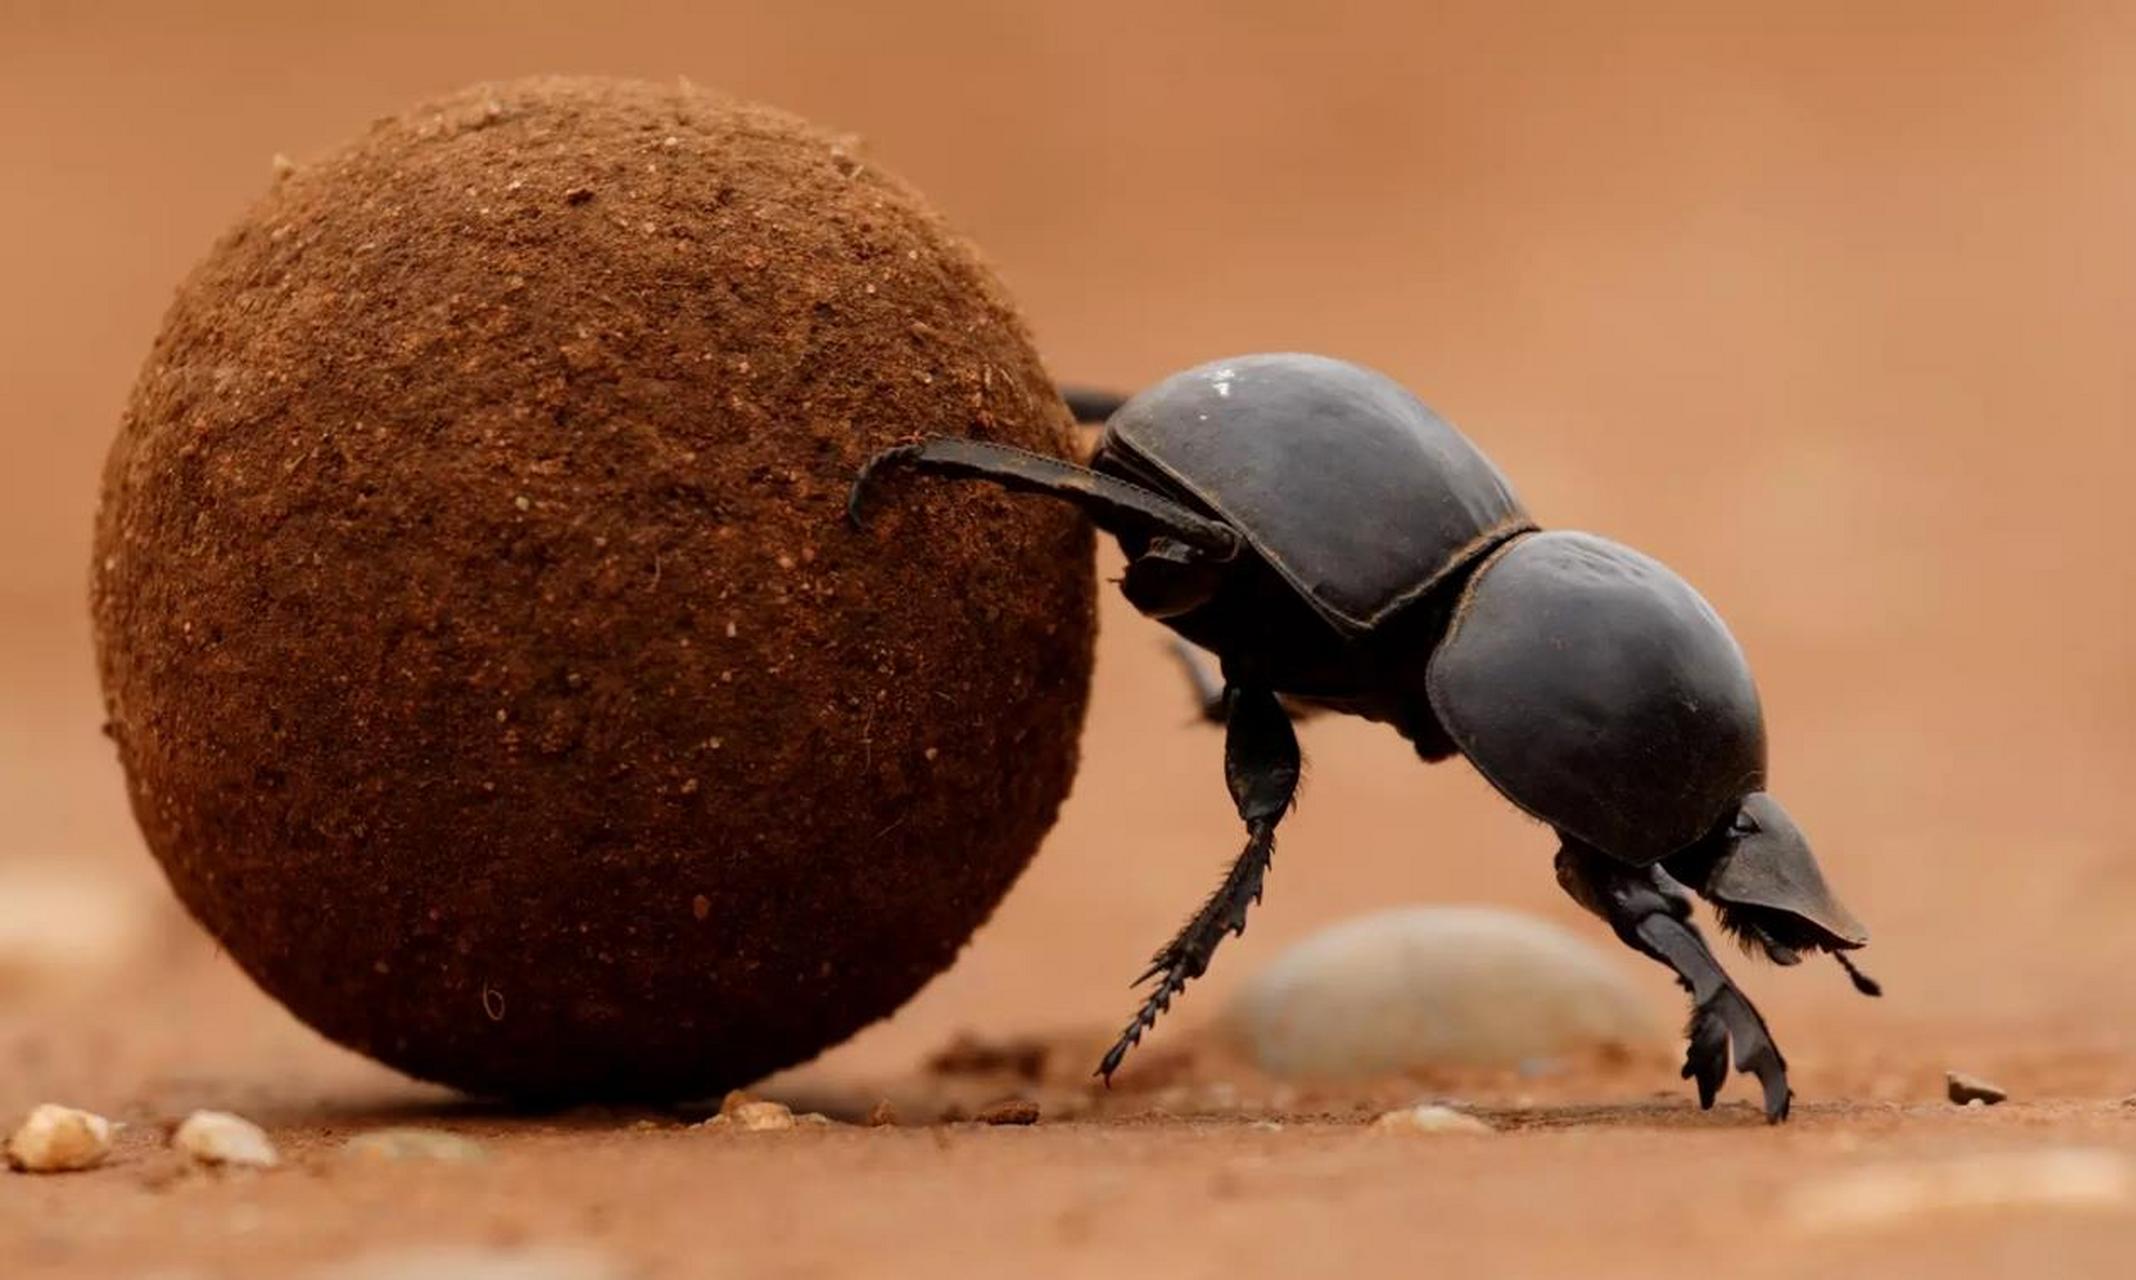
[1098,684,1300,1081]
[1554,841,1793,1122]
[847,437,1239,558]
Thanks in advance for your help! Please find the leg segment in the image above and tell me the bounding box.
[1168,638,1229,725]
[848,437,1239,558]
[1098,685,1300,1081]
[1165,640,1327,728]
[1555,841,1793,1122]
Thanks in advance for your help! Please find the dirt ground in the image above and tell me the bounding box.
[4,2,2135,1276]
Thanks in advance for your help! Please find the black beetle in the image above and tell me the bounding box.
[848,352,1876,1121]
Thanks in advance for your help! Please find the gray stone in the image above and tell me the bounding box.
[1222,905,1667,1078]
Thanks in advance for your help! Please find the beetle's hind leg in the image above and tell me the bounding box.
[1060,385,1130,424]
[1554,841,1793,1122]
[1097,684,1299,1082]
[848,437,1239,558]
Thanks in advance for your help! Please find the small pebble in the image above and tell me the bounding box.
[701,1099,795,1132]
[1371,1104,1495,1135]
[172,1110,279,1169]
[976,1099,1041,1126]
[865,1099,899,1127]
[342,1128,488,1163]
[1946,1071,2008,1106]
[6,1104,115,1173]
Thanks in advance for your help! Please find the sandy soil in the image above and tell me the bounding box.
[5,2,2136,1276]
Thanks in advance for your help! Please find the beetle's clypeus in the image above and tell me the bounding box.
[848,353,1876,1122]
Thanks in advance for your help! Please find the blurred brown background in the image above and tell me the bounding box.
[4,0,2133,1095]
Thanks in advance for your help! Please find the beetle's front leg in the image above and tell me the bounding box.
[1097,684,1299,1081]
[1554,841,1793,1122]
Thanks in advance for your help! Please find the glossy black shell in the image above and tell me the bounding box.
[1098,354,1532,636]
[1425,531,1768,864]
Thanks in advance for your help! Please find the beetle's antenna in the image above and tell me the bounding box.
[1834,950,1882,997]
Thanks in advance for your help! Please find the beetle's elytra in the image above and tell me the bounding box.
[849,352,1876,1122]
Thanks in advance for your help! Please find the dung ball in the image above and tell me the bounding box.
[92,77,1094,1100]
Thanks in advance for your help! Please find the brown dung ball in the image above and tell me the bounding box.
[91,77,1094,1099]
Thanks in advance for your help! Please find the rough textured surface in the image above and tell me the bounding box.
[90,77,1095,1100]
[1222,906,1668,1078]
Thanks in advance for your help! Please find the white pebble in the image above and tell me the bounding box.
[173,1110,279,1168]
[6,1104,115,1172]
[1225,905,1666,1078]
[1371,1104,1496,1135]
[1787,1149,2133,1231]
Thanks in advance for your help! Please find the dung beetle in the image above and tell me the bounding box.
[849,352,1876,1121]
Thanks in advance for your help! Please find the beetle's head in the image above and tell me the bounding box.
[1668,793,1880,996]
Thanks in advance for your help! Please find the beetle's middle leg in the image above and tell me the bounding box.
[1554,840,1793,1122]
[1097,684,1299,1081]
[1164,640,1328,728]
